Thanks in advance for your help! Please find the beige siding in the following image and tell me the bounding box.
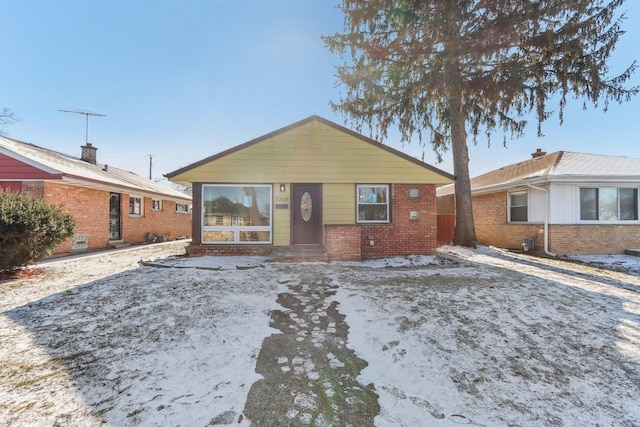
[170,121,453,185]
[323,184,355,225]
[273,183,355,246]
[273,183,290,246]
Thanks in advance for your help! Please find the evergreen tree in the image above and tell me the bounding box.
[324,0,637,246]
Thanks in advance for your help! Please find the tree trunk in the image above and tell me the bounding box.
[450,94,478,247]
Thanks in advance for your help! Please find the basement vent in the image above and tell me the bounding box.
[71,234,89,252]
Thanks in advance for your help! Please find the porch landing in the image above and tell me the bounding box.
[269,245,329,263]
[625,249,640,258]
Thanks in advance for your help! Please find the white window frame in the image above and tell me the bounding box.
[508,190,529,223]
[151,199,162,211]
[357,184,390,224]
[579,186,639,223]
[201,184,272,244]
[129,195,144,217]
[175,203,190,214]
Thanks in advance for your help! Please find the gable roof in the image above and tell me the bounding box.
[165,115,455,185]
[438,151,640,196]
[0,135,191,202]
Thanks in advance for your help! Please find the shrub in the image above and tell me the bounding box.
[0,190,76,269]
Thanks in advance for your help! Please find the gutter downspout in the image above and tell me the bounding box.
[527,183,557,257]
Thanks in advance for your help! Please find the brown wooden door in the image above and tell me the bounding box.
[292,184,322,245]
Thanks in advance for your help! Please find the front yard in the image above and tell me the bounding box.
[1,242,638,426]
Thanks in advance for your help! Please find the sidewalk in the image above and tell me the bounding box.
[37,239,191,265]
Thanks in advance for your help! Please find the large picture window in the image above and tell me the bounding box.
[509,191,528,222]
[202,185,272,244]
[580,187,638,221]
[357,185,390,223]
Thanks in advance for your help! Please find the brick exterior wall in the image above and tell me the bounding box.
[43,182,110,253]
[120,195,191,244]
[472,191,640,254]
[325,225,361,261]
[186,245,274,257]
[26,181,191,255]
[186,183,439,259]
[472,192,543,250]
[548,225,640,254]
[361,184,438,257]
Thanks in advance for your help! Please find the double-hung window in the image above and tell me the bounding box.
[509,191,528,222]
[580,187,638,221]
[176,203,189,213]
[151,199,162,211]
[129,196,143,216]
[202,185,272,244]
[357,185,390,223]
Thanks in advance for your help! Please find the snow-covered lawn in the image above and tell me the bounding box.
[1,242,639,426]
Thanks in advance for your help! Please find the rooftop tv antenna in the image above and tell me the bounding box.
[58,109,106,144]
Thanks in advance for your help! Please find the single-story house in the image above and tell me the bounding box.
[437,149,640,255]
[165,115,454,260]
[0,135,192,255]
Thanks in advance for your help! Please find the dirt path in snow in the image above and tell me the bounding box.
[243,270,379,426]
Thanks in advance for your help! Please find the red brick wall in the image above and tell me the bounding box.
[21,182,45,198]
[361,184,438,257]
[43,182,109,254]
[186,245,273,257]
[120,195,191,244]
[472,191,640,254]
[3,181,190,255]
[472,192,543,250]
[41,182,191,255]
[326,225,361,261]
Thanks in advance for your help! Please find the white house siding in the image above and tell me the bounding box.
[549,183,578,224]
[528,187,547,224]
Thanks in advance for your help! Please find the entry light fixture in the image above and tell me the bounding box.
[280,184,286,192]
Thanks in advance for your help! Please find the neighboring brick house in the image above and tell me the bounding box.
[437,149,640,255]
[0,135,191,255]
[165,115,454,260]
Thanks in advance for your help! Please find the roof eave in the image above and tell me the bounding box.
[61,175,191,202]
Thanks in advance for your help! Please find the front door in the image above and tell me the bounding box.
[109,193,121,240]
[292,184,322,245]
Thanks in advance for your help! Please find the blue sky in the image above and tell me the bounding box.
[2,1,639,181]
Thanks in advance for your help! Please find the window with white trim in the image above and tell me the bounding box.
[509,191,528,222]
[580,187,638,221]
[129,196,143,216]
[176,203,189,213]
[151,199,162,211]
[202,185,272,244]
[357,185,390,223]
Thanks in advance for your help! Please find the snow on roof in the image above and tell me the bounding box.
[551,152,640,176]
[0,135,190,201]
[438,150,640,196]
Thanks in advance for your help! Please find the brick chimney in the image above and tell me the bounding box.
[531,148,546,159]
[81,143,97,164]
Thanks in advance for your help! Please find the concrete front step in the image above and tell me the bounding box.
[108,240,131,249]
[269,245,329,263]
[624,249,640,257]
